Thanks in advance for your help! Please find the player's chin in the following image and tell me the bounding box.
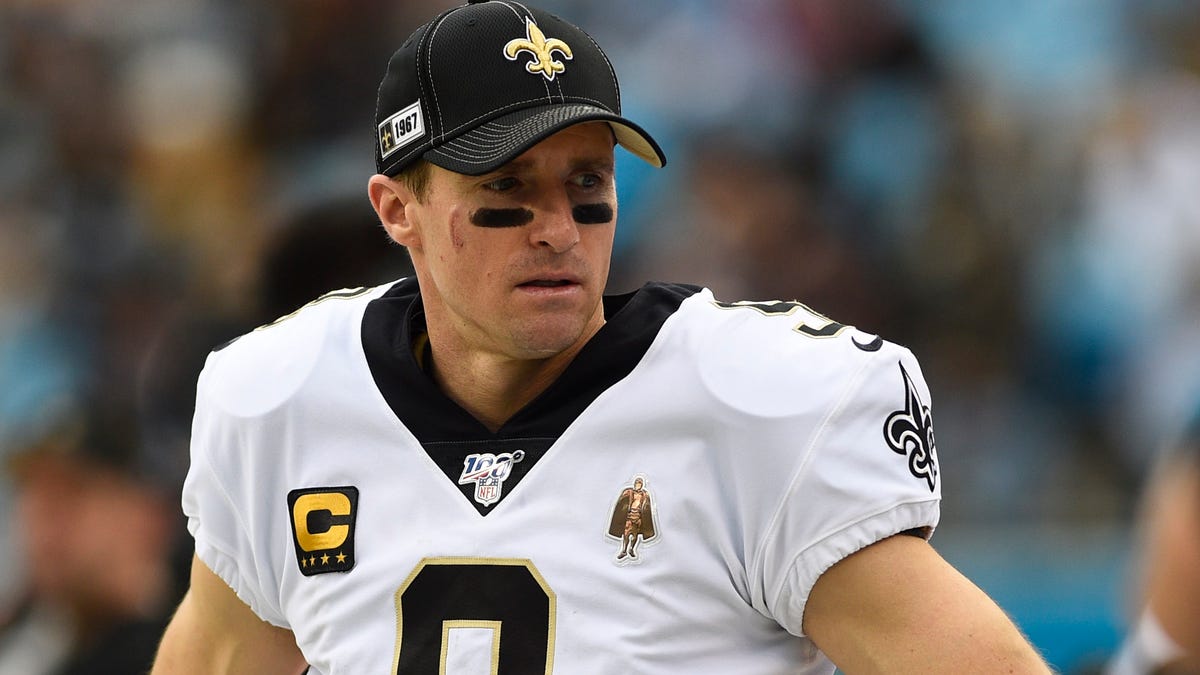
[505,313,596,358]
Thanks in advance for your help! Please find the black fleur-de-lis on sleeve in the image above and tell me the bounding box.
[883,364,938,492]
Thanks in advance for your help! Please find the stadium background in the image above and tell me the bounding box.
[2,0,1199,671]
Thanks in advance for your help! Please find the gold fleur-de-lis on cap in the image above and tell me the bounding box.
[504,17,573,81]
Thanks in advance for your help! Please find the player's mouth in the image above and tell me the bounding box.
[517,269,583,287]
[515,274,584,298]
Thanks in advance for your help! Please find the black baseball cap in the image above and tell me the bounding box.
[374,0,666,177]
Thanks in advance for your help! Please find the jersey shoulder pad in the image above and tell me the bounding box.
[673,292,911,418]
[198,284,387,418]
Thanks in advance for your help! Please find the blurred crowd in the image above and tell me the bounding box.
[1,0,1199,672]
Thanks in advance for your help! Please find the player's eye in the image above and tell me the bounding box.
[483,176,520,192]
[571,173,604,189]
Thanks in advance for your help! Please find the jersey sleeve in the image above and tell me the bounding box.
[760,345,941,636]
[181,354,291,628]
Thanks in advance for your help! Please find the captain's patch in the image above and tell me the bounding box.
[883,364,938,491]
[288,486,359,576]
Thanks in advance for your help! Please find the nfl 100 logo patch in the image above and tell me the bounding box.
[459,450,526,507]
[424,438,550,515]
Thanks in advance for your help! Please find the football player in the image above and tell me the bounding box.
[152,1,1050,673]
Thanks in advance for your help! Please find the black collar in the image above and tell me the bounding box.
[361,278,700,443]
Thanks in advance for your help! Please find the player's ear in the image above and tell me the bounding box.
[368,174,420,248]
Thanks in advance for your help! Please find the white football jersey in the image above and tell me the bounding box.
[183,278,941,674]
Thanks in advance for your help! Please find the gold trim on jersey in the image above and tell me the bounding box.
[392,557,556,674]
[412,331,431,372]
[256,286,374,332]
[440,620,502,675]
[711,299,854,339]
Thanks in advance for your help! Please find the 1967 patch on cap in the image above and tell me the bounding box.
[378,101,426,160]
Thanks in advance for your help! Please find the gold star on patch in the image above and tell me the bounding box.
[336,552,347,564]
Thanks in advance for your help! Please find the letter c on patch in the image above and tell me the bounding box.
[292,492,352,552]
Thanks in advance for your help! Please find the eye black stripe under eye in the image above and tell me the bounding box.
[572,203,613,224]
[470,208,534,228]
[468,203,614,228]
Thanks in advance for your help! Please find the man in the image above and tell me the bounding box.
[609,476,655,561]
[152,1,1050,672]
[3,398,178,675]
[1107,408,1200,675]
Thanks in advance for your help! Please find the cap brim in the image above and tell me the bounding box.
[423,103,666,176]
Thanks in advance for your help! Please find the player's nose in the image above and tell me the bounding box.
[529,195,580,253]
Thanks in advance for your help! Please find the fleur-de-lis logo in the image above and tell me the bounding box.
[504,17,573,81]
[883,363,938,492]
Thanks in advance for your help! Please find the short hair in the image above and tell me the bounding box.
[395,159,431,203]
